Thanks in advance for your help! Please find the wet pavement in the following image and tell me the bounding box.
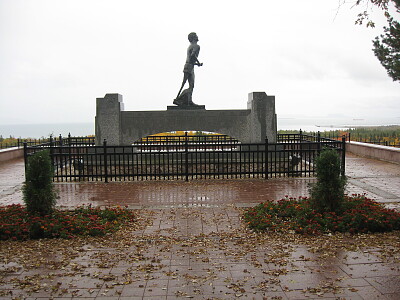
[1,154,399,210]
[0,154,399,299]
[0,158,25,206]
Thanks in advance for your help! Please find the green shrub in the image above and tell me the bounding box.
[23,150,57,216]
[244,195,400,234]
[309,149,346,213]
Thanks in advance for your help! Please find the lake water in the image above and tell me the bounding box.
[1,116,399,138]
[277,116,400,132]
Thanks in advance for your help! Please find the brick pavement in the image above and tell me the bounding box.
[0,154,399,299]
[1,154,399,210]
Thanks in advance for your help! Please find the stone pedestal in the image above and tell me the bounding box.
[95,92,277,145]
[247,92,277,143]
[167,105,205,110]
[95,94,124,146]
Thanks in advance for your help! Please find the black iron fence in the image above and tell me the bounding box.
[283,130,400,148]
[326,132,399,148]
[24,133,346,182]
[133,134,239,152]
[136,134,238,144]
[0,134,95,150]
[0,138,50,150]
[277,130,339,143]
[346,135,400,147]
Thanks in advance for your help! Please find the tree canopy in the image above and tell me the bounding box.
[349,0,400,81]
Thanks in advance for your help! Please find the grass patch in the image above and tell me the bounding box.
[0,204,135,240]
[244,195,400,234]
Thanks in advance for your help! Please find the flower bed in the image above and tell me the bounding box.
[244,195,400,234]
[0,204,135,240]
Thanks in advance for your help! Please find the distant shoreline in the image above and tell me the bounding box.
[1,119,399,139]
[315,124,400,129]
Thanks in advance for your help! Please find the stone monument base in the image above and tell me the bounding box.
[167,105,206,110]
[95,92,277,146]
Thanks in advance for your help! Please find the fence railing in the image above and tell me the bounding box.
[0,134,95,150]
[133,134,239,152]
[337,132,399,148]
[24,133,346,182]
[346,137,400,147]
[0,138,50,150]
[136,134,238,144]
[284,130,400,148]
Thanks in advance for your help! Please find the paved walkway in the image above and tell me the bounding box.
[0,154,399,299]
[1,154,399,209]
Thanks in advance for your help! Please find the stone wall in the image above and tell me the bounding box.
[0,148,24,162]
[347,141,400,164]
[95,92,277,145]
[95,94,124,145]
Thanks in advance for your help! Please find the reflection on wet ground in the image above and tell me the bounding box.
[1,154,399,210]
[54,178,315,208]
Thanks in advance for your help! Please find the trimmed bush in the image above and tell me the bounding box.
[244,195,400,234]
[23,150,57,216]
[309,149,346,213]
[243,149,400,235]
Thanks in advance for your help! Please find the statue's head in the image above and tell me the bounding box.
[188,32,198,42]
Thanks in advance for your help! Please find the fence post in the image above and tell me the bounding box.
[348,132,351,143]
[23,142,28,181]
[68,133,71,146]
[185,132,189,182]
[341,136,346,176]
[49,135,54,172]
[103,139,108,183]
[299,129,303,142]
[317,131,321,153]
[265,137,269,179]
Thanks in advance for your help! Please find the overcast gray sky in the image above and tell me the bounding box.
[0,0,399,125]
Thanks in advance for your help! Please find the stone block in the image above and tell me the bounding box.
[95,94,124,146]
[247,92,277,143]
[167,105,205,110]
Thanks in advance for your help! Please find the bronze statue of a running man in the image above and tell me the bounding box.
[174,32,203,106]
